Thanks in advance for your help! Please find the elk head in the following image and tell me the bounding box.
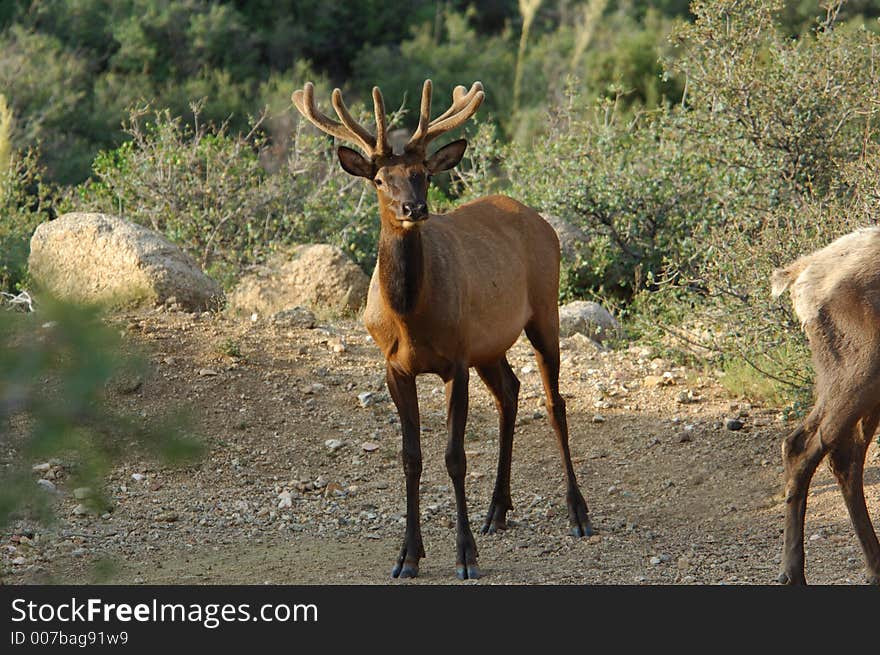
[292,80,484,228]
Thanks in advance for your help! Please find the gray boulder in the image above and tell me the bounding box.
[558,300,620,342]
[541,214,590,260]
[28,213,223,310]
[229,244,369,317]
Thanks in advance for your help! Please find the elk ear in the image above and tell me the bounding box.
[426,139,467,174]
[337,146,374,178]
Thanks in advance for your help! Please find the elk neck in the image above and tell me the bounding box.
[377,204,426,316]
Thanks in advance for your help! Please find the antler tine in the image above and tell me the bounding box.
[330,88,377,155]
[422,85,484,143]
[372,86,390,156]
[406,80,433,149]
[292,82,360,145]
[430,82,483,126]
[406,81,484,151]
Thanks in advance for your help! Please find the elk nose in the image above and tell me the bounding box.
[402,202,428,220]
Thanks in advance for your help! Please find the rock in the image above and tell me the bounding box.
[361,442,380,452]
[131,473,146,482]
[644,373,675,388]
[649,556,663,566]
[36,479,57,492]
[277,491,293,509]
[726,418,744,431]
[198,368,218,377]
[592,414,606,424]
[357,392,376,408]
[155,511,179,522]
[561,332,601,351]
[73,487,92,500]
[72,504,90,516]
[540,214,590,260]
[271,306,316,329]
[32,462,51,472]
[229,244,369,317]
[558,301,620,342]
[29,213,223,310]
[325,439,346,452]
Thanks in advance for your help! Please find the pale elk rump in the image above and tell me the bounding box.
[291,79,593,580]
[771,226,880,585]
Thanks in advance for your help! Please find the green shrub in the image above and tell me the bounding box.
[505,91,722,302]
[0,123,52,293]
[635,0,880,397]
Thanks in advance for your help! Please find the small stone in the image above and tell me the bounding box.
[592,414,606,424]
[271,307,317,329]
[11,556,26,566]
[155,511,179,522]
[357,391,375,407]
[72,504,90,516]
[277,491,293,509]
[324,482,344,497]
[677,557,690,570]
[36,479,57,493]
[361,442,380,452]
[32,462,51,472]
[325,438,346,452]
[678,430,693,443]
[726,418,744,431]
[131,473,146,482]
[198,368,218,377]
[73,487,92,500]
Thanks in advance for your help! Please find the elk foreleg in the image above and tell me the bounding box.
[445,364,480,580]
[386,365,425,579]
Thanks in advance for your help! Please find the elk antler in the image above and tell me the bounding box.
[405,80,485,153]
[292,82,391,158]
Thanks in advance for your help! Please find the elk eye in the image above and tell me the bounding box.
[374,178,383,186]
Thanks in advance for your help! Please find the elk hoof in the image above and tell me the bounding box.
[391,541,424,579]
[455,537,480,580]
[456,564,482,580]
[480,498,511,535]
[391,562,419,579]
[777,570,805,585]
[570,523,593,538]
[567,490,593,537]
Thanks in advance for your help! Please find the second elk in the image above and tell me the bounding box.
[772,226,880,585]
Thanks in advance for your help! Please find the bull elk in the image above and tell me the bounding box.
[292,80,592,579]
[771,227,880,585]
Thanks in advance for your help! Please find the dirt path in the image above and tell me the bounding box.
[3,309,878,584]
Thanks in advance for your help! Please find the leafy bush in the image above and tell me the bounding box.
[0,98,52,293]
[635,0,880,396]
[505,91,723,301]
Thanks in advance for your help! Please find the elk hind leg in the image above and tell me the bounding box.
[829,407,880,585]
[476,357,520,534]
[525,317,591,537]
